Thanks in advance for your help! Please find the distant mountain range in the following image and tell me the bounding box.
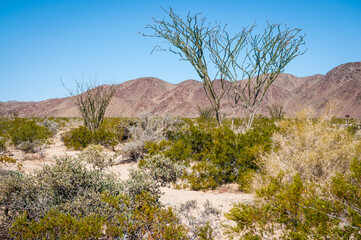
[1,62,361,119]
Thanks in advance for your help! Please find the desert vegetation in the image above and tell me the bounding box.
[0,110,360,239]
[1,7,360,240]
[145,8,305,129]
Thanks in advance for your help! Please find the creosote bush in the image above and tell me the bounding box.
[0,137,6,152]
[145,118,277,190]
[225,158,361,239]
[63,118,127,150]
[7,118,52,152]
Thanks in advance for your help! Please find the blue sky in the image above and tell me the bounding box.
[0,0,360,101]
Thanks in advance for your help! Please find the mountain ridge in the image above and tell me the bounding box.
[1,62,360,118]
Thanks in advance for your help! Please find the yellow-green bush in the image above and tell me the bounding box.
[0,137,6,152]
[146,118,277,190]
[253,109,361,189]
[62,126,93,150]
[8,118,52,152]
[224,158,361,239]
[63,119,127,150]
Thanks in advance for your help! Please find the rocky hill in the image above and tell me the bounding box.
[1,62,360,119]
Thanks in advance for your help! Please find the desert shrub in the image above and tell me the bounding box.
[10,192,188,240]
[78,144,115,170]
[63,119,126,150]
[0,156,122,238]
[197,106,215,121]
[122,115,184,161]
[121,169,161,202]
[347,123,359,135]
[0,155,16,165]
[93,118,127,147]
[10,210,105,240]
[266,103,284,119]
[6,163,188,239]
[0,137,6,152]
[147,119,277,190]
[224,159,361,239]
[253,109,360,189]
[62,125,93,150]
[37,117,60,135]
[139,154,185,186]
[8,118,52,152]
[176,200,220,239]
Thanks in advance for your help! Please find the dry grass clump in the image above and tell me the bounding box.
[254,108,360,188]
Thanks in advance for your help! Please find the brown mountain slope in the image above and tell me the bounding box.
[1,62,360,118]
[284,62,361,118]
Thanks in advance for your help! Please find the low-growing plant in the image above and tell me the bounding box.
[121,169,161,202]
[0,137,6,152]
[197,106,215,121]
[0,156,122,238]
[122,115,184,161]
[147,118,277,190]
[139,154,185,186]
[176,200,220,239]
[4,159,189,239]
[63,119,126,149]
[10,191,188,240]
[78,144,115,170]
[37,117,60,135]
[8,118,52,152]
[266,103,284,119]
[225,158,361,239]
[62,125,93,150]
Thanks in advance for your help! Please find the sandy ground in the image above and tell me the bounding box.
[1,131,255,238]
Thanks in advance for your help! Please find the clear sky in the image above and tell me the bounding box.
[0,0,360,101]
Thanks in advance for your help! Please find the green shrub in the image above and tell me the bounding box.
[139,154,185,186]
[10,211,105,240]
[147,119,277,190]
[121,170,161,202]
[226,159,361,239]
[224,158,361,239]
[0,137,6,152]
[62,126,93,150]
[63,119,128,150]
[197,106,215,121]
[8,118,52,152]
